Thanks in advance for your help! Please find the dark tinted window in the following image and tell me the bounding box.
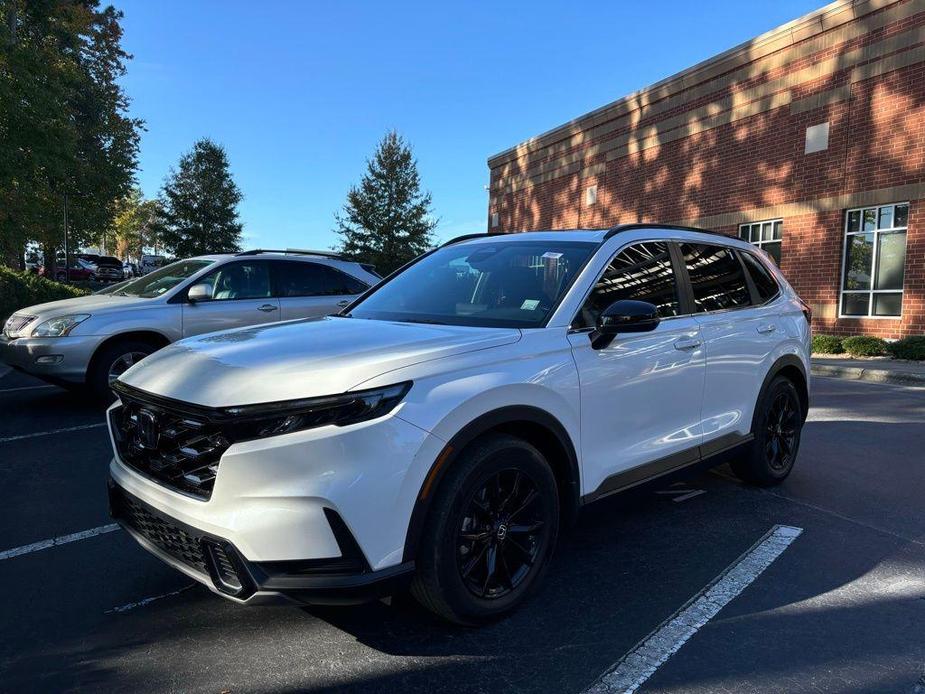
[276,261,368,297]
[575,241,680,328]
[680,243,751,312]
[740,251,780,303]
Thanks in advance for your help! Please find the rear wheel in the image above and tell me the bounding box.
[411,433,559,625]
[731,375,803,486]
[87,339,156,401]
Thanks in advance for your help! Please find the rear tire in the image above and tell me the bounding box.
[731,375,803,486]
[411,433,559,626]
[87,339,157,401]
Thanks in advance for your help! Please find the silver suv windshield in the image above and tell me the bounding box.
[347,240,596,328]
[116,259,215,298]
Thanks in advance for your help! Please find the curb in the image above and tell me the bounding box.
[811,364,925,387]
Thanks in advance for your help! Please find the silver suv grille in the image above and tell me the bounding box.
[3,314,36,338]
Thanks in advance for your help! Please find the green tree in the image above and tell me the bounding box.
[0,0,141,269]
[155,139,243,257]
[334,131,437,274]
[111,188,160,260]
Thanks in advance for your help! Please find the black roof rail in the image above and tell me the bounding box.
[441,232,497,247]
[235,248,345,259]
[602,223,727,240]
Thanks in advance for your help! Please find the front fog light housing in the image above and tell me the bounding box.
[31,314,90,337]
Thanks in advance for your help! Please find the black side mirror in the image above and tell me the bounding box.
[591,299,660,349]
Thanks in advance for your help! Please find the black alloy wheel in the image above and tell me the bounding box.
[457,469,549,600]
[765,390,799,471]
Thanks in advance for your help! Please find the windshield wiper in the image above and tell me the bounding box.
[398,318,446,325]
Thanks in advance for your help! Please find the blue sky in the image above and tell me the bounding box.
[115,0,823,250]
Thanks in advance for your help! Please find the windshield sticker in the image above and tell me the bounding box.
[520,299,540,311]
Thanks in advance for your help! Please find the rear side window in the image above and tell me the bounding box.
[740,251,780,303]
[679,243,751,312]
[575,241,680,328]
[276,261,368,297]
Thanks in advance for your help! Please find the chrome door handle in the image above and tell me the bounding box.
[257,304,277,312]
[673,337,702,350]
[757,324,777,334]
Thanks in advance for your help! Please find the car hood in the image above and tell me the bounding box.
[15,294,157,320]
[119,316,522,407]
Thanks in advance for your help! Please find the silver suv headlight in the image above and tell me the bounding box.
[31,314,90,337]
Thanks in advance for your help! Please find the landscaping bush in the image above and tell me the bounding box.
[886,335,925,361]
[841,335,888,358]
[811,334,843,354]
[0,266,89,324]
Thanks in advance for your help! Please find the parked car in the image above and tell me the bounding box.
[0,250,379,397]
[46,258,97,282]
[123,262,138,278]
[105,225,811,625]
[88,255,125,282]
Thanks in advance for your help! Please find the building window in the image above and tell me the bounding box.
[840,203,908,318]
[739,219,782,265]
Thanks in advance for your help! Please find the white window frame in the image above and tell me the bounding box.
[838,202,908,319]
[738,219,782,263]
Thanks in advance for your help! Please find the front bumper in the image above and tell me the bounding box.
[109,479,415,605]
[0,334,103,384]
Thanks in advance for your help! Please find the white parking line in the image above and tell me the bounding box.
[105,584,196,614]
[0,524,121,561]
[585,524,803,694]
[0,385,56,394]
[0,422,106,444]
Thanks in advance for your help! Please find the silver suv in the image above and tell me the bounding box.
[1,250,379,397]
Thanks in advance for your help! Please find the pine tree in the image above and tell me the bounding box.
[156,138,243,258]
[334,131,437,274]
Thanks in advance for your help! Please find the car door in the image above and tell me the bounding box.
[567,240,706,498]
[678,242,778,454]
[181,260,280,337]
[275,260,368,321]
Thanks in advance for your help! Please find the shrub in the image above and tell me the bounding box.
[887,336,925,361]
[811,334,843,354]
[841,335,888,358]
[0,266,89,325]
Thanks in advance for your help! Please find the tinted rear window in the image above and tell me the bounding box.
[740,251,780,303]
[679,243,751,312]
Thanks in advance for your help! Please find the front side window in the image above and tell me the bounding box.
[197,261,271,301]
[347,240,596,328]
[840,203,908,317]
[739,219,782,265]
[680,243,752,312]
[116,259,214,298]
[574,241,680,329]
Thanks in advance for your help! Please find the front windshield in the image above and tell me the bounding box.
[116,259,214,298]
[348,239,596,328]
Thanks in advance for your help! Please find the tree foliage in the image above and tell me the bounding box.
[111,188,160,260]
[0,0,141,266]
[154,139,243,258]
[334,131,437,274]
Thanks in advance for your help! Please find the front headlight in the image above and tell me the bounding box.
[224,381,413,440]
[31,314,90,337]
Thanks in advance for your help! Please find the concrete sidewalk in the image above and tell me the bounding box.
[811,356,925,387]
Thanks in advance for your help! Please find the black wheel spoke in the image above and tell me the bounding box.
[455,467,547,600]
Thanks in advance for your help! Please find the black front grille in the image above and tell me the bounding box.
[111,486,208,574]
[109,394,231,500]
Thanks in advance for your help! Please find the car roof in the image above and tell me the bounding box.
[443,224,741,247]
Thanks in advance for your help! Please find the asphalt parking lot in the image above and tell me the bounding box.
[0,369,923,693]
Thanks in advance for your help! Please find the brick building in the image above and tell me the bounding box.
[487,0,924,338]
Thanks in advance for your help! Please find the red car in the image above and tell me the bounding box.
[38,260,97,282]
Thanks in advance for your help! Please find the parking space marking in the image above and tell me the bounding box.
[584,524,803,694]
[0,523,120,561]
[105,584,196,614]
[0,385,56,394]
[0,422,106,444]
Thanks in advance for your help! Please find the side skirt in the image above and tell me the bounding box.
[580,432,754,505]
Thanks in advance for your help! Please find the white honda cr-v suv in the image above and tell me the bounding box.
[107,224,811,625]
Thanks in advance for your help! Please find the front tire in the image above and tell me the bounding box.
[87,340,156,401]
[731,375,804,486]
[411,433,560,625]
